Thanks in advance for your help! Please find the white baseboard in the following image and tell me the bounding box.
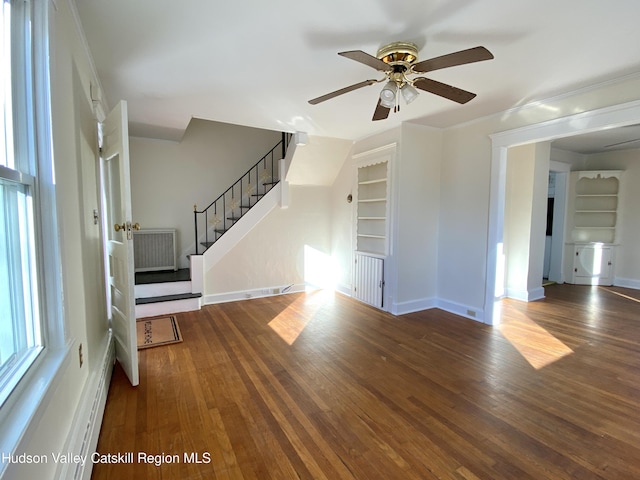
[55,331,115,480]
[335,283,352,297]
[505,286,545,302]
[436,298,485,323]
[203,283,307,305]
[614,277,640,290]
[391,297,437,315]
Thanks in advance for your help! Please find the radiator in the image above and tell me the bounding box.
[354,253,384,308]
[133,229,177,272]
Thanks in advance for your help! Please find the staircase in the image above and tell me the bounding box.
[134,133,291,318]
[193,133,290,254]
[134,268,202,318]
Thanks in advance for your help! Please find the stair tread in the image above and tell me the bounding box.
[135,268,190,285]
[135,292,202,305]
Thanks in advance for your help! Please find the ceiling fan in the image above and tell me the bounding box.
[308,41,494,121]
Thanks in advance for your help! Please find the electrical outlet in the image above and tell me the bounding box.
[78,343,83,368]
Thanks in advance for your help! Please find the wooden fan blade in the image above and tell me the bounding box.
[339,50,390,72]
[411,46,494,74]
[372,99,390,121]
[308,79,378,105]
[413,77,476,104]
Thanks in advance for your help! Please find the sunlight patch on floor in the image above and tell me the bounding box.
[498,313,573,370]
[268,289,332,345]
[600,287,640,303]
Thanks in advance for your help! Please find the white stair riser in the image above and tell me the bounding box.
[135,297,201,319]
[135,280,192,299]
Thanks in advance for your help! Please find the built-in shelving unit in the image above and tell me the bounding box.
[356,161,388,255]
[570,171,620,244]
[351,143,395,311]
[566,170,622,285]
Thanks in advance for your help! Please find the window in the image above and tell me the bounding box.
[0,0,64,437]
[1,0,46,408]
[0,175,43,406]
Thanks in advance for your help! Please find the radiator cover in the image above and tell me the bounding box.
[133,229,177,272]
[353,252,384,308]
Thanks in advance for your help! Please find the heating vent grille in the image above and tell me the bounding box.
[133,229,177,272]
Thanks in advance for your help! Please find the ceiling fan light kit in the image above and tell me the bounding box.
[379,81,398,108]
[309,41,494,121]
[401,83,419,104]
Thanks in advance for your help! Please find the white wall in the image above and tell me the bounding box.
[504,143,550,301]
[438,121,494,315]
[5,1,110,478]
[129,119,281,267]
[392,124,442,312]
[438,75,640,321]
[584,148,640,287]
[330,145,356,295]
[204,185,332,295]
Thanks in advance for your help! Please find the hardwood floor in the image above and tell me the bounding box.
[91,285,640,479]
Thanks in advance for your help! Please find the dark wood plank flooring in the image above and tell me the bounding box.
[91,284,640,479]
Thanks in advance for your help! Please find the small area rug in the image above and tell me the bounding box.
[136,315,183,349]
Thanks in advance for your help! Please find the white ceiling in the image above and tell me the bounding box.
[74,0,640,145]
[551,125,640,155]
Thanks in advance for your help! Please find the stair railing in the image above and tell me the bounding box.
[193,132,291,255]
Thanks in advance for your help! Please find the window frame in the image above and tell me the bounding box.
[0,0,69,472]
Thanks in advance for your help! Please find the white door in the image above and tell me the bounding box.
[573,244,613,285]
[102,100,139,386]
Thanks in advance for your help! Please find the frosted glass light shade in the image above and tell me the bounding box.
[379,81,397,108]
[401,84,419,104]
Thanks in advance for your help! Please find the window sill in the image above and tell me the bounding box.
[0,342,72,478]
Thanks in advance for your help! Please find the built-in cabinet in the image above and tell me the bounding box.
[565,170,622,285]
[352,145,393,309]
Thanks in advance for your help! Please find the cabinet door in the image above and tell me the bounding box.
[573,245,613,285]
[353,253,384,308]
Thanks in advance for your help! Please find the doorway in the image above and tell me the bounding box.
[544,164,570,285]
[485,99,640,325]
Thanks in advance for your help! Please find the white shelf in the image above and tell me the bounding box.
[575,210,616,213]
[358,178,386,185]
[357,161,389,255]
[576,194,617,197]
[575,226,614,230]
[357,234,386,239]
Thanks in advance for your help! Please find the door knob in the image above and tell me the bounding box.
[114,222,141,232]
